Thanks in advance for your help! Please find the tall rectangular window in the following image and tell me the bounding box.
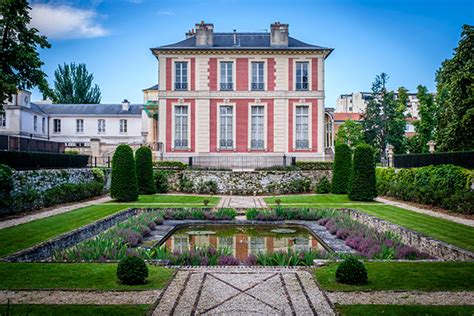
[220,61,233,91]
[175,62,188,90]
[251,106,264,149]
[53,119,61,133]
[295,62,309,91]
[295,105,309,149]
[120,119,127,133]
[251,62,264,91]
[219,106,233,148]
[76,119,84,133]
[174,105,188,149]
[33,115,38,132]
[98,119,106,133]
[0,113,6,127]
[42,117,45,133]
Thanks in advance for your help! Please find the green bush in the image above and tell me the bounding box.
[280,178,311,194]
[43,181,103,207]
[0,150,88,169]
[349,144,377,201]
[154,160,187,170]
[116,256,148,285]
[179,175,193,193]
[246,208,258,220]
[196,180,218,194]
[135,147,156,195]
[0,164,13,209]
[111,144,138,202]
[64,149,79,155]
[331,144,352,194]
[335,258,368,285]
[10,189,42,213]
[316,176,331,194]
[154,170,169,193]
[91,168,105,184]
[295,161,333,170]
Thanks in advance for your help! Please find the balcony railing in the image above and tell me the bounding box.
[296,82,309,91]
[220,83,233,91]
[219,139,233,149]
[295,139,309,149]
[175,83,188,91]
[174,139,188,149]
[251,83,264,91]
[251,139,265,149]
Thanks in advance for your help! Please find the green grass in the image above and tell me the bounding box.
[0,304,150,316]
[0,263,174,290]
[315,261,474,292]
[337,305,474,316]
[0,205,129,258]
[106,194,220,206]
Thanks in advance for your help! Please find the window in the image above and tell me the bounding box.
[98,119,106,133]
[119,119,127,133]
[42,117,45,133]
[220,61,233,91]
[174,105,188,149]
[295,105,309,149]
[76,119,84,133]
[251,62,265,91]
[53,119,61,133]
[174,62,188,90]
[250,106,264,149]
[295,62,309,91]
[33,115,37,132]
[219,106,233,148]
[0,113,5,127]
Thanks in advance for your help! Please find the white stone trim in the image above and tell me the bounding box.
[292,57,313,91]
[247,102,268,151]
[171,102,192,151]
[292,102,313,151]
[171,58,191,92]
[217,58,236,91]
[247,58,267,91]
[216,102,237,151]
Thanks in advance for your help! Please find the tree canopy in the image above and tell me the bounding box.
[0,0,51,110]
[52,63,102,104]
[335,120,365,149]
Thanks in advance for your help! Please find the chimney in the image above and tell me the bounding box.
[270,22,289,47]
[122,99,130,111]
[195,21,214,47]
[185,28,195,39]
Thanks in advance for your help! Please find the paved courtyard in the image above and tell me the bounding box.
[217,196,267,209]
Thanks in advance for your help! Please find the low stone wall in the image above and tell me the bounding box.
[166,170,332,195]
[342,208,474,261]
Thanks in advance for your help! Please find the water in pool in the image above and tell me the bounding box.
[160,225,328,261]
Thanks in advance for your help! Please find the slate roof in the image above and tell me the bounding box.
[36,103,143,116]
[153,32,332,53]
[143,84,159,91]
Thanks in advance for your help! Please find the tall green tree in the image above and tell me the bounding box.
[435,24,474,151]
[52,63,101,104]
[411,85,437,152]
[335,120,365,149]
[0,0,51,110]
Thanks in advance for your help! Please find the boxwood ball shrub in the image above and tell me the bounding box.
[315,176,331,194]
[135,146,156,195]
[349,144,377,201]
[117,256,149,285]
[331,144,352,194]
[111,144,138,202]
[335,257,368,285]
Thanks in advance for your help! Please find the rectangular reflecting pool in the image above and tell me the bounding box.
[159,224,330,261]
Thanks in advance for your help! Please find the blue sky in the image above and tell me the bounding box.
[29,0,473,106]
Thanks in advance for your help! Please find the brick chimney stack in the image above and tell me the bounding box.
[270,22,289,47]
[195,21,214,47]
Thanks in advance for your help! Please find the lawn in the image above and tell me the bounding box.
[336,305,474,316]
[0,263,174,290]
[0,304,150,316]
[106,194,220,206]
[0,204,129,258]
[315,261,474,292]
[266,194,474,252]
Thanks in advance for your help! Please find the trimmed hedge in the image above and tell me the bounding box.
[0,164,13,209]
[336,258,368,285]
[111,144,138,202]
[135,147,156,195]
[394,151,474,169]
[331,144,352,194]
[377,164,473,214]
[295,161,333,170]
[117,256,148,285]
[154,160,187,170]
[0,150,89,169]
[349,144,377,201]
[316,176,331,194]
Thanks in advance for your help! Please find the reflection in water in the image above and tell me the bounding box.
[162,225,328,260]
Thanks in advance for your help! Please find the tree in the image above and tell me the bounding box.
[331,143,352,194]
[52,63,102,104]
[362,73,407,157]
[111,144,138,202]
[335,120,365,149]
[435,24,474,151]
[135,146,156,195]
[411,85,437,152]
[0,0,51,110]
[348,144,377,201]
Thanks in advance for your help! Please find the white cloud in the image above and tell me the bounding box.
[30,3,108,40]
[156,9,174,16]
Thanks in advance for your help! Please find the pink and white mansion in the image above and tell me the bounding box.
[142,21,333,164]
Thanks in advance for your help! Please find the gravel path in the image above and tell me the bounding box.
[0,196,112,230]
[0,289,161,305]
[328,291,474,305]
[376,197,474,227]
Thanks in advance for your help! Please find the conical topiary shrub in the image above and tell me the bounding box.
[348,144,377,201]
[135,146,156,195]
[331,144,352,194]
[111,144,138,201]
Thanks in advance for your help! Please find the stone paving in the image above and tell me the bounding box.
[152,267,335,315]
[217,196,267,209]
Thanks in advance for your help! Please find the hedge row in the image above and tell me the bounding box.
[153,161,187,170]
[377,164,473,214]
[295,161,333,170]
[394,151,474,169]
[0,150,89,169]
